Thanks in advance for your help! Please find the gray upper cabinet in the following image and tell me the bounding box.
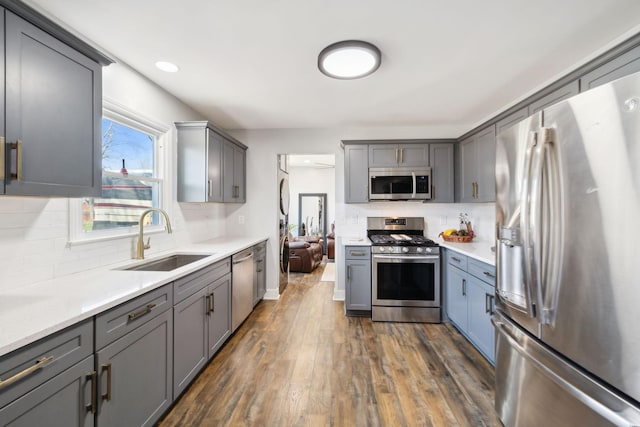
[344,144,369,203]
[428,143,454,203]
[222,140,246,203]
[496,108,529,137]
[2,9,106,197]
[176,121,247,203]
[369,143,429,168]
[580,44,640,91]
[528,80,579,116]
[459,126,496,203]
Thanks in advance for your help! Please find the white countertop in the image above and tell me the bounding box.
[437,238,496,265]
[339,236,372,246]
[0,235,268,357]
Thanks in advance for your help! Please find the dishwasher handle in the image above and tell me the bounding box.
[233,253,254,264]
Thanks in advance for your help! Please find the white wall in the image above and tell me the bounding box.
[288,165,336,236]
[227,125,490,300]
[0,62,228,292]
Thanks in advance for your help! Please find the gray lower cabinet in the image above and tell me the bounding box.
[173,261,232,398]
[444,249,496,364]
[344,246,372,313]
[0,320,94,426]
[95,287,173,427]
[253,241,267,306]
[344,144,369,203]
[459,126,496,203]
[176,121,247,204]
[0,355,95,427]
[2,9,104,197]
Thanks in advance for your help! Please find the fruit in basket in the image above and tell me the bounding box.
[441,228,457,236]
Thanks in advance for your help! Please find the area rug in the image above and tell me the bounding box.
[320,262,335,282]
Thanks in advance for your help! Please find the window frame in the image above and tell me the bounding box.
[69,98,171,245]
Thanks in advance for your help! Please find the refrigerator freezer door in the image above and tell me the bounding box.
[495,113,541,336]
[539,71,640,405]
[494,311,640,427]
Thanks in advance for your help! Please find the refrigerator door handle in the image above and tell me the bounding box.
[530,127,563,325]
[518,129,539,317]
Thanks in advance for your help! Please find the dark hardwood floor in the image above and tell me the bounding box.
[159,260,502,426]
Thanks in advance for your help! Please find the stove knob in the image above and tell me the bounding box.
[378,247,385,252]
[402,247,409,253]
[416,247,424,253]
[426,248,433,254]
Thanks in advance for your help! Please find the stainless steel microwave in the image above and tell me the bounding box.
[369,167,431,200]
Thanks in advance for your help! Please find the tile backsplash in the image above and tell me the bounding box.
[0,197,226,292]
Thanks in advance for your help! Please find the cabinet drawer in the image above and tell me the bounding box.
[95,284,172,350]
[446,250,467,270]
[173,258,231,304]
[345,246,371,260]
[0,319,93,408]
[468,258,496,286]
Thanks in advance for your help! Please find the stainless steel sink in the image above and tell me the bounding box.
[119,253,213,272]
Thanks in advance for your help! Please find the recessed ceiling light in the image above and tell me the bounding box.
[155,61,179,73]
[318,40,381,80]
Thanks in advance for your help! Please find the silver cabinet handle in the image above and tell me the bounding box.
[483,271,496,279]
[451,256,461,263]
[462,278,466,296]
[399,148,404,163]
[347,265,351,280]
[205,294,212,315]
[0,355,54,389]
[350,251,367,256]
[208,180,213,198]
[128,303,156,320]
[395,148,399,163]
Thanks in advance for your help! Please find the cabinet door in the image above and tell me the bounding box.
[467,276,495,363]
[345,259,371,311]
[496,107,528,137]
[474,126,496,202]
[208,273,231,358]
[222,141,235,202]
[528,81,579,115]
[173,287,208,398]
[96,310,173,427]
[458,135,476,203]
[254,250,266,306]
[206,130,224,202]
[398,144,428,167]
[580,44,640,91]
[446,265,468,330]
[368,144,399,167]
[428,143,454,202]
[4,12,101,197]
[0,356,94,427]
[233,146,246,203]
[344,145,369,203]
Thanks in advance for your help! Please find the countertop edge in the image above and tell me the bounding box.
[0,235,268,358]
[438,240,496,265]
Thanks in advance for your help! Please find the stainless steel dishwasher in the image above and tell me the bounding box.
[231,248,254,332]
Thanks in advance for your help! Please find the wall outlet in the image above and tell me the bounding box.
[439,216,447,225]
[238,215,245,224]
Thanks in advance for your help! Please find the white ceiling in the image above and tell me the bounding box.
[25,0,640,134]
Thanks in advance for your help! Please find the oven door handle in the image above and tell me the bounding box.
[373,254,439,260]
[412,172,416,199]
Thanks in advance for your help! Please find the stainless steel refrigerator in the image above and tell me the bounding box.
[495,71,640,426]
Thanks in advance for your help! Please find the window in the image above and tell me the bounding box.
[70,101,169,243]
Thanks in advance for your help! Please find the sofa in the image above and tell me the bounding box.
[327,232,335,260]
[289,237,323,273]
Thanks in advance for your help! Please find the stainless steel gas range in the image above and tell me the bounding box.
[367,217,441,323]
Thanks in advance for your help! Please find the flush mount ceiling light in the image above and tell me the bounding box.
[155,61,179,73]
[318,40,381,80]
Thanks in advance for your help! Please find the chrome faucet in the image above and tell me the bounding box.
[136,208,173,259]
